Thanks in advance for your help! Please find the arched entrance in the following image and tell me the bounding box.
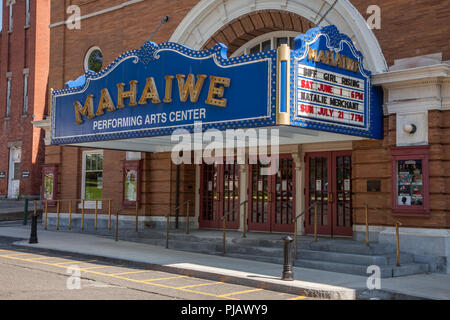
[173,0,386,234]
[170,0,387,72]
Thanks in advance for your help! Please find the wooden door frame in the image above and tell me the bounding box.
[331,151,353,237]
[199,162,240,230]
[247,154,295,232]
[305,151,333,235]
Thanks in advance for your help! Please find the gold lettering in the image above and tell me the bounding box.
[139,77,161,104]
[176,74,207,103]
[74,94,94,125]
[205,76,231,108]
[96,88,115,116]
[307,49,319,62]
[163,75,174,103]
[117,80,138,109]
[320,50,330,65]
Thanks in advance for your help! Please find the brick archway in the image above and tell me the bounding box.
[201,10,315,56]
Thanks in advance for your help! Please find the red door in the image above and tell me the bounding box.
[305,151,353,237]
[199,162,240,229]
[248,154,295,232]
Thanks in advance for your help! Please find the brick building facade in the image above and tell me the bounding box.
[0,0,50,199]
[36,0,450,272]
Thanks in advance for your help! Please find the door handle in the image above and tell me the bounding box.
[328,192,333,203]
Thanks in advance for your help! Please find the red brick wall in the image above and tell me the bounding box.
[0,0,50,197]
[353,110,450,229]
[351,0,450,67]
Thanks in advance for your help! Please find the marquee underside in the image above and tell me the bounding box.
[66,126,365,153]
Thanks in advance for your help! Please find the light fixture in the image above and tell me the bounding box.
[403,123,417,134]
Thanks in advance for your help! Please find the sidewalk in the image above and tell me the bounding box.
[0,223,449,300]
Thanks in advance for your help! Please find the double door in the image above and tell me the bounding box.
[199,162,240,229]
[248,155,295,232]
[305,151,353,237]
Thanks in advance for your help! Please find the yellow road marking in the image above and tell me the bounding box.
[218,288,263,297]
[288,296,306,300]
[28,256,60,261]
[110,270,153,276]
[143,275,187,282]
[176,281,224,289]
[80,265,124,271]
[54,259,97,266]
[0,253,247,301]
[3,252,34,257]
[84,269,238,300]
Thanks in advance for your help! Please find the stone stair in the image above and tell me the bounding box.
[48,226,430,278]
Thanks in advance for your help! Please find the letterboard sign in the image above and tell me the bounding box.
[290,25,383,139]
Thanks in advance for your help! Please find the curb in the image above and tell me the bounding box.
[6,234,437,300]
[12,241,355,300]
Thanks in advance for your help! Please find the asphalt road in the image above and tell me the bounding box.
[0,236,308,300]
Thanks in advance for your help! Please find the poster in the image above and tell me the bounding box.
[43,173,54,200]
[397,160,423,206]
[125,169,137,202]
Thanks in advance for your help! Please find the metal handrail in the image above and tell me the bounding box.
[292,202,317,259]
[364,203,402,266]
[164,200,192,248]
[221,200,248,255]
[42,199,113,232]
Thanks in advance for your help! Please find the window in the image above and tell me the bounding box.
[231,31,299,57]
[25,0,30,27]
[23,71,29,115]
[391,146,430,216]
[84,47,103,73]
[6,75,12,117]
[82,151,103,201]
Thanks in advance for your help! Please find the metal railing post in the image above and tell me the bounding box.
[294,220,298,260]
[108,200,111,230]
[365,203,369,246]
[135,201,139,232]
[243,201,247,238]
[23,198,29,225]
[81,200,85,231]
[314,202,318,242]
[396,223,400,267]
[68,200,72,230]
[186,201,190,234]
[56,200,60,230]
[94,200,98,231]
[115,210,119,242]
[222,217,226,255]
[166,214,169,249]
[29,201,38,244]
[44,201,48,230]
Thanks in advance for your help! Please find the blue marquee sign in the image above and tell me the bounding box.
[288,25,383,139]
[51,42,277,145]
[51,25,383,146]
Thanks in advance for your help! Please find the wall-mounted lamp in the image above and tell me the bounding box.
[403,124,417,134]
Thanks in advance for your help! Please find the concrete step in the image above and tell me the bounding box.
[295,249,414,266]
[294,259,428,278]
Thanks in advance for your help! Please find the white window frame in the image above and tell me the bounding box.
[231,31,300,57]
[84,46,103,73]
[6,75,12,118]
[80,150,104,209]
[25,0,30,27]
[23,70,29,115]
